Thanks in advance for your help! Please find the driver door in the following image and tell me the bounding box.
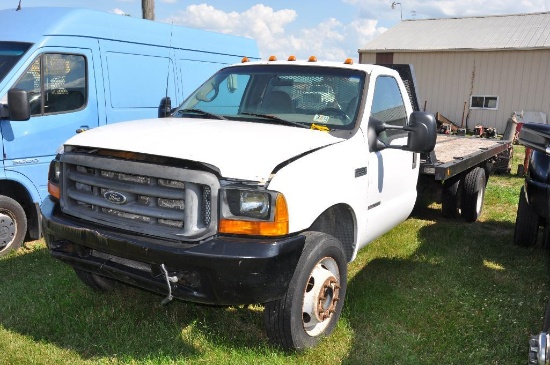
[365,75,418,240]
[1,47,99,201]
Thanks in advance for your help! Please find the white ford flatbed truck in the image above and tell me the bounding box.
[40,57,436,350]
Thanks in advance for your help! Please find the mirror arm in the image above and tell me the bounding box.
[0,104,9,119]
[377,123,407,132]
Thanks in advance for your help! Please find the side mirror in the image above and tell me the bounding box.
[367,111,436,153]
[405,111,437,153]
[7,88,31,121]
[518,123,550,155]
[158,96,172,118]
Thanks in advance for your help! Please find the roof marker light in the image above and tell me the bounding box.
[268,55,277,61]
[344,58,354,65]
[241,57,250,63]
[288,55,297,61]
[308,56,318,62]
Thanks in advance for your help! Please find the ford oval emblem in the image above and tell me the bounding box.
[104,190,127,205]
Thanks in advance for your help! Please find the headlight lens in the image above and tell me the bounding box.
[219,188,288,236]
[225,189,270,219]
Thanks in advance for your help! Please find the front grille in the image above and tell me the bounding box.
[60,152,219,241]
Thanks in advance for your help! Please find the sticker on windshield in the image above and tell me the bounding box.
[313,114,330,123]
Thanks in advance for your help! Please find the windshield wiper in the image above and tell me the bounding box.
[176,108,227,120]
[240,112,310,129]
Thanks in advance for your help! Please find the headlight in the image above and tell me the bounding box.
[225,189,270,219]
[47,157,62,199]
[219,188,288,236]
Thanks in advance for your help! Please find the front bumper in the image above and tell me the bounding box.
[41,197,305,305]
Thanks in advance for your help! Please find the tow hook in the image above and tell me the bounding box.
[160,263,179,305]
[530,332,549,365]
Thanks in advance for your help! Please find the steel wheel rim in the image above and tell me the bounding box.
[476,188,484,215]
[0,212,16,250]
[302,256,341,336]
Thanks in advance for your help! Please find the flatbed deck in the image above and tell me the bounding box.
[420,135,511,181]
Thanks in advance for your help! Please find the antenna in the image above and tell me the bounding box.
[159,23,174,118]
[16,0,22,11]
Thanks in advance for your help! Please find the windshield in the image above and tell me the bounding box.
[0,42,32,84]
[175,64,365,131]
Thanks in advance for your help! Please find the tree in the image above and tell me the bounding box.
[142,0,155,20]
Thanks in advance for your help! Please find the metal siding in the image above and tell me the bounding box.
[361,53,376,64]
[363,49,550,132]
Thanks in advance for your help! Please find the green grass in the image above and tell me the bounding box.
[1,145,547,364]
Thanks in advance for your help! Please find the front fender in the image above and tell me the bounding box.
[267,131,369,235]
[2,168,42,204]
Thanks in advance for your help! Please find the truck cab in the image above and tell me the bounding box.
[41,57,436,350]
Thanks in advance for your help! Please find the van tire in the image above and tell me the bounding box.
[461,167,486,222]
[74,268,117,292]
[0,195,27,257]
[263,232,347,351]
[513,186,539,247]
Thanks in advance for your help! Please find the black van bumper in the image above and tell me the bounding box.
[41,197,304,305]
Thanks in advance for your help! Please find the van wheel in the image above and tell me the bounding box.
[461,167,486,222]
[263,232,347,351]
[441,176,460,218]
[74,268,116,292]
[513,186,539,247]
[0,196,27,257]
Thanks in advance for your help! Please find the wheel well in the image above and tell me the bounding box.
[0,180,37,240]
[309,204,356,262]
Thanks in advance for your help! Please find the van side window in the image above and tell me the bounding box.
[14,53,86,116]
[371,76,407,144]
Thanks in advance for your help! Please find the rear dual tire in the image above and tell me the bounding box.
[441,167,487,222]
[461,167,486,222]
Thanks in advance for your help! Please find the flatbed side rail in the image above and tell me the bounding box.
[421,140,510,180]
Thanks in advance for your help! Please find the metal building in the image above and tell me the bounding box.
[358,12,550,133]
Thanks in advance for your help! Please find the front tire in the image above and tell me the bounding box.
[0,195,27,257]
[74,268,117,292]
[264,232,347,351]
[513,186,540,247]
[461,167,486,222]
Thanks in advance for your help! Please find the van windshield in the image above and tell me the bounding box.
[175,64,365,131]
[0,42,32,84]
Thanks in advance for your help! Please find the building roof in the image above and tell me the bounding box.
[360,12,550,52]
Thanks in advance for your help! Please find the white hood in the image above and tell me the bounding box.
[64,118,342,182]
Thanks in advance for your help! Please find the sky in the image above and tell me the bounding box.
[2,0,550,61]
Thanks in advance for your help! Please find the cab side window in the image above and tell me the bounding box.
[14,53,86,116]
[371,76,407,144]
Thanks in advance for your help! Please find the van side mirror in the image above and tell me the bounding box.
[7,88,31,121]
[158,96,172,118]
[367,111,436,153]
